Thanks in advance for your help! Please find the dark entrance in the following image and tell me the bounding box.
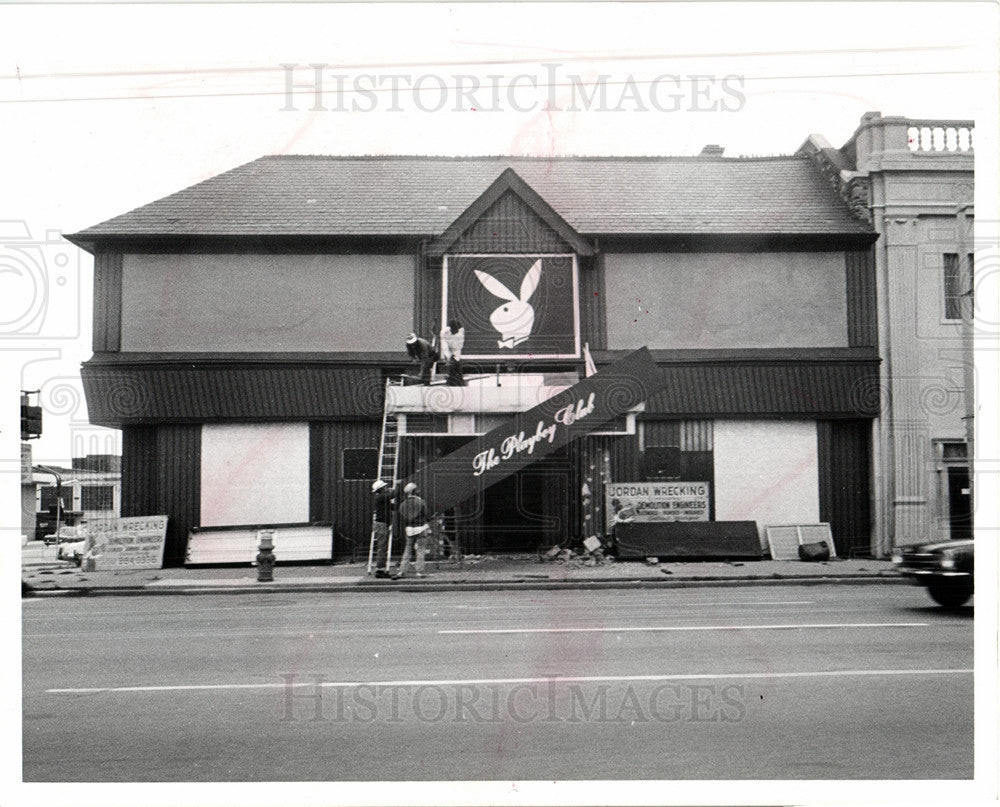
[947,466,973,540]
[479,451,572,552]
[817,419,872,556]
[400,436,574,553]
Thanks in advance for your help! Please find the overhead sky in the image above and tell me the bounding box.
[1,1,996,469]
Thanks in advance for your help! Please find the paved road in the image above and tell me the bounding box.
[23,584,973,781]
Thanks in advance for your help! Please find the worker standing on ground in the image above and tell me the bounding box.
[394,482,430,579]
[370,479,398,578]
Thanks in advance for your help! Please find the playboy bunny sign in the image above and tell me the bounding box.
[444,255,580,359]
[474,259,541,348]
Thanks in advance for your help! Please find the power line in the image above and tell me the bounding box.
[0,68,989,105]
[1,43,976,82]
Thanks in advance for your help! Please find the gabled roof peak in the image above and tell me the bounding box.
[427,167,594,257]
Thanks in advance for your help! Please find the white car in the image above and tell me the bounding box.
[56,538,88,565]
[43,524,86,546]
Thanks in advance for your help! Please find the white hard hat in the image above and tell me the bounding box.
[371,479,388,492]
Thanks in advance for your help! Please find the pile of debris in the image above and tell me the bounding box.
[539,537,615,567]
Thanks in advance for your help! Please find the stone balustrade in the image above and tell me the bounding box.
[906,121,975,153]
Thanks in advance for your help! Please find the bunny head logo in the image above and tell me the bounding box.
[474,259,542,349]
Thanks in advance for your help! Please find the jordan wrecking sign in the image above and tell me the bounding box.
[399,347,666,514]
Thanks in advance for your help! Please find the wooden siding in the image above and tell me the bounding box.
[645,361,881,418]
[449,190,575,254]
[642,420,714,452]
[817,419,872,555]
[92,252,122,352]
[121,425,157,516]
[121,424,200,566]
[82,363,386,427]
[310,421,382,560]
[680,420,714,451]
[846,247,878,348]
[578,253,607,351]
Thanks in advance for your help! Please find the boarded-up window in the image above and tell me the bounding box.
[342,448,378,481]
[643,446,682,479]
[200,423,309,527]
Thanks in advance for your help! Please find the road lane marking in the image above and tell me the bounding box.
[438,621,929,634]
[21,599,816,621]
[23,618,934,640]
[46,667,973,694]
[448,601,815,609]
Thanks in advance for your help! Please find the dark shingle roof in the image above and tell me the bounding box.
[69,154,872,240]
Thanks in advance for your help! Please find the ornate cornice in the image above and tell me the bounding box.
[798,139,872,225]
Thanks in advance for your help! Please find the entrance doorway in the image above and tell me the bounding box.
[947,466,973,540]
[479,450,573,552]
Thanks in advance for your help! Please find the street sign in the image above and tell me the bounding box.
[605,481,710,530]
[83,516,169,570]
[21,443,32,484]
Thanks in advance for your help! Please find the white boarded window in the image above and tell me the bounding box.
[713,420,819,543]
[200,423,309,527]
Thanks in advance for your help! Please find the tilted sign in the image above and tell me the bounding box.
[84,515,169,571]
[605,482,710,531]
[399,347,666,513]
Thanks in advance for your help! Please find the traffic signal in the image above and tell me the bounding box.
[21,402,42,440]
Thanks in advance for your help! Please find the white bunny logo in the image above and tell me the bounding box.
[474,259,542,349]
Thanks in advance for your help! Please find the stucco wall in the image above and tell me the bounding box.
[121,254,414,352]
[604,252,848,349]
[713,420,820,545]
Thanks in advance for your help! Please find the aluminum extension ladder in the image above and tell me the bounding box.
[367,377,403,574]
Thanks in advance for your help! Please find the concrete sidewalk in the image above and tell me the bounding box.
[21,542,902,596]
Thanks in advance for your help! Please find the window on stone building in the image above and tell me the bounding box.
[944,253,974,320]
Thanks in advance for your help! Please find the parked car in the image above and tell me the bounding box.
[43,524,86,546]
[891,539,974,608]
[57,538,87,566]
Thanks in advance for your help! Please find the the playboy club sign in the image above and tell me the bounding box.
[443,254,580,359]
[399,347,665,514]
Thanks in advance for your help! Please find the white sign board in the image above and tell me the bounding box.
[85,516,169,570]
[605,482,710,530]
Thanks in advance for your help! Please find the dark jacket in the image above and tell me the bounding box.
[406,338,439,363]
[372,484,398,524]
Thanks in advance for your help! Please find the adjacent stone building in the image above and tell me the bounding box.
[799,112,975,553]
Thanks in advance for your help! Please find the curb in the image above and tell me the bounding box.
[21,574,908,598]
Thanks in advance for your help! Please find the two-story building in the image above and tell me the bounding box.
[68,147,883,566]
[799,113,975,552]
